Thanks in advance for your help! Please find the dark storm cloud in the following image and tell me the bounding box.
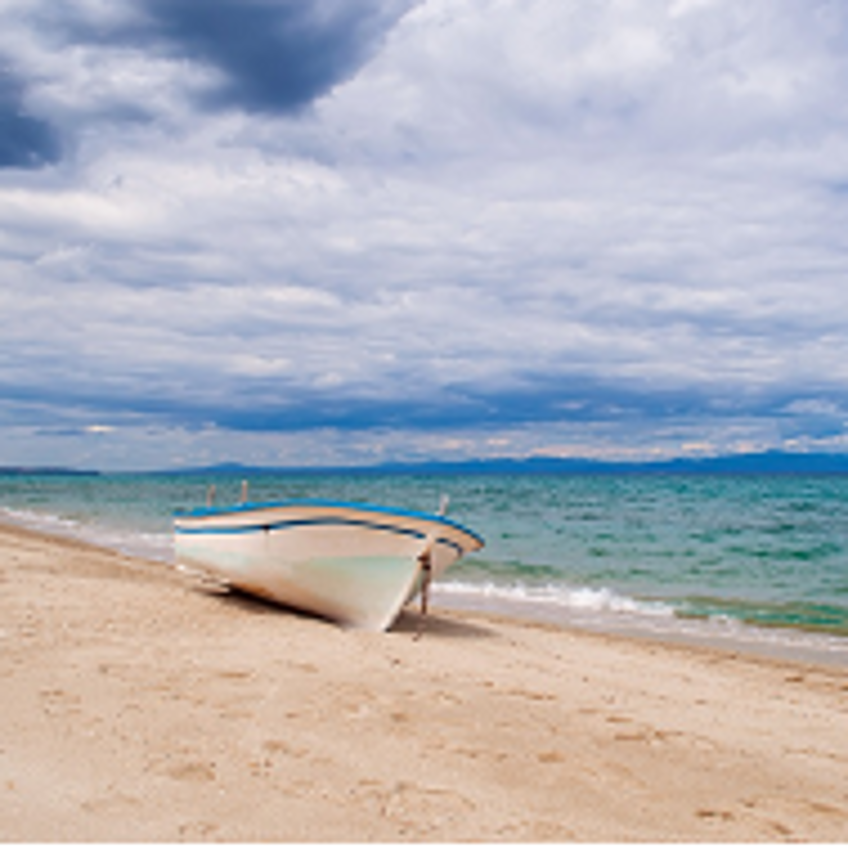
[42,0,415,116]
[142,0,412,113]
[0,62,60,168]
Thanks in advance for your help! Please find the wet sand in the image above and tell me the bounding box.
[1,520,847,841]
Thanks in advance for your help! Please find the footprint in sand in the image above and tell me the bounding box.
[166,760,217,782]
[537,750,567,764]
[178,820,220,839]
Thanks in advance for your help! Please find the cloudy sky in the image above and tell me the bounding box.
[2,0,848,470]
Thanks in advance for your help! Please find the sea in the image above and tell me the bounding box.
[2,470,848,667]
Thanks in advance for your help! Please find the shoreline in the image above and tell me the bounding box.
[436,590,848,671]
[2,515,842,671]
[5,505,848,671]
[2,519,848,840]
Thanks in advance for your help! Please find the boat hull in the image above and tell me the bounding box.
[173,500,484,631]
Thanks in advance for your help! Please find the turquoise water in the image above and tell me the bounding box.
[2,471,848,662]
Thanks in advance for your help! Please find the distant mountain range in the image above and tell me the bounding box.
[5,451,848,477]
[152,450,848,476]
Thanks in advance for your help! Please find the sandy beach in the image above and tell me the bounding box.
[1,520,847,842]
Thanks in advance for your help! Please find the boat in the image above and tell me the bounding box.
[173,497,484,631]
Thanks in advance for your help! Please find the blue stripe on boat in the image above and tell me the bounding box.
[173,498,485,547]
[174,515,468,556]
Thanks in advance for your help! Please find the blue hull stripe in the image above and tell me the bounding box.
[174,498,484,547]
[175,515,468,556]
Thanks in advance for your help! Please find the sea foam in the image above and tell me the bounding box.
[433,579,848,667]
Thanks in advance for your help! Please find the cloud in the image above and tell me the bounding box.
[22,0,416,119]
[0,62,61,168]
[2,0,848,468]
[143,0,416,114]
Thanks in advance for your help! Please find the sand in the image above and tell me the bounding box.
[1,520,847,842]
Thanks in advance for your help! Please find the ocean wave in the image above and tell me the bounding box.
[436,580,675,618]
[0,506,82,533]
[433,579,848,666]
[0,505,173,564]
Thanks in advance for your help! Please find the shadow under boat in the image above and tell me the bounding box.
[198,581,497,640]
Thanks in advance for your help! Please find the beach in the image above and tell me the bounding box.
[1,520,847,842]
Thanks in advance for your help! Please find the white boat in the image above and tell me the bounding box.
[173,498,484,631]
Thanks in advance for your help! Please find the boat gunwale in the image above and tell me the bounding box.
[173,498,485,548]
[175,517,470,558]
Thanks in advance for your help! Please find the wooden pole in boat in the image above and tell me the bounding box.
[415,499,448,639]
[241,479,249,503]
[206,484,216,507]
[414,547,433,640]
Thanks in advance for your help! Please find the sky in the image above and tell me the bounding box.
[2,0,848,471]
